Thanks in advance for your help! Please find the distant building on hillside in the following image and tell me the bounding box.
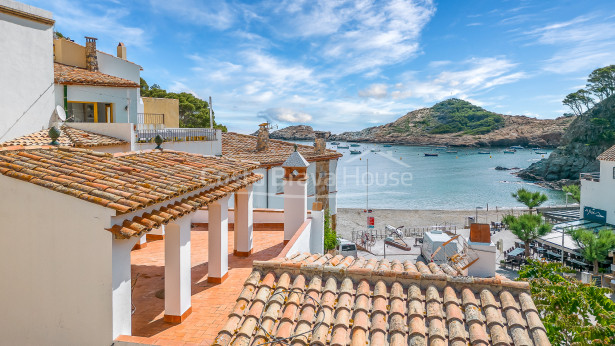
[580,144,615,225]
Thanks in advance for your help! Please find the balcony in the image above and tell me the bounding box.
[580,172,600,182]
[135,128,217,143]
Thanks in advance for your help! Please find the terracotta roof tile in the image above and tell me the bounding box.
[214,253,551,346]
[0,147,261,227]
[597,144,615,161]
[54,62,139,87]
[1,126,126,148]
[222,132,342,166]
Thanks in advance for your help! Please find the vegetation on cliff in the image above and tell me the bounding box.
[425,99,504,135]
[518,65,615,182]
[140,78,227,131]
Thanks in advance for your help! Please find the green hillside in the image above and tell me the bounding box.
[427,98,505,135]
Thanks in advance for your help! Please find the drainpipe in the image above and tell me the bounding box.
[63,85,68,113]
[265,168,269,209]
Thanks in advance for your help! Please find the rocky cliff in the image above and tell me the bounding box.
[517,95,615,184]
[269,99,573,147]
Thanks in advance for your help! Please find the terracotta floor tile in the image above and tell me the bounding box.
[121,226,285,345]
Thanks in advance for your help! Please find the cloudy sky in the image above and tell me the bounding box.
[34,0,615,133]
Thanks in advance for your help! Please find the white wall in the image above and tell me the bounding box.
[284,219,312,257]
[97,51,141,83]
[580,160,615,225]
[329,159,338,215]
[0,175,118,345]
[0,0,55,142]
[135,137,221,156]
[467,241,496,278]
[56,85,139,124]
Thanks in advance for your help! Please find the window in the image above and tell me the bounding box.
[613,167,615,179]
[341,244,356,251]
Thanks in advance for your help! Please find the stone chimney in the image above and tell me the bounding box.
[256,123,270,151]
[117,42,126,60]
[85,37,99,72]
[314,131,328,154]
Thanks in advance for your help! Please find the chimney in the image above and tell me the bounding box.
[85,37,99,72]
[314,131,328,154]
[117,42,126,60]
[256,123,269,151]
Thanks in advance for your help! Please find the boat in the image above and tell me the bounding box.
[445,150,458,153]
[510,145,524,150]
[383,144,392,147]
[503,149,516,154]
[330,141,340,145]
[435,146,447,150]
[337,145,349,149]
[350,150,362,154]
[531,147,541,150]
[424,153,439,157]
[535,151,547,155]
[478,151,491,154]
[350,143,361,147]
[370,149,381,152]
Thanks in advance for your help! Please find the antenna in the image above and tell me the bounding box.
[209,96,214,129]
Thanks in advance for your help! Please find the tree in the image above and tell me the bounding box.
[562,184,580,203]
[140,79,227,131]
[502,214,552,257]
[569,228,615,274]
[587,65,615,101]
[518,260,615,345]
[511,188,548,214]
[323,209,338,251]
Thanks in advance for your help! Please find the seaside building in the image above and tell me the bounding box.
[222,124,342,228]
[0,0,56,142]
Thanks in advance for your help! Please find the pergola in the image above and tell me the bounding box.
[0,146,271,342]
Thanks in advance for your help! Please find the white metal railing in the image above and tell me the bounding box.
[136,128,217,143]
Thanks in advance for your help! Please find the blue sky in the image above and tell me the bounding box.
[34,0,615,133]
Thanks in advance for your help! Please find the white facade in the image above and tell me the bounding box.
[55,85,140,124]
[0,0,55,142]
[580,158,615,225]
[0,174,119,345]
[467,240,496,278]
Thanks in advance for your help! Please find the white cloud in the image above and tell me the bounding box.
[148,0,236,30]
[358,84,388,98]
[525,14,615,73]
[259,108,313,123]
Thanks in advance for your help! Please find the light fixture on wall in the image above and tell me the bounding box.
[125,105,128,111]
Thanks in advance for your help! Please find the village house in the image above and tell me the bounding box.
[222,124,342,228]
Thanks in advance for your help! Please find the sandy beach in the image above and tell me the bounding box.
[336,207,530,240]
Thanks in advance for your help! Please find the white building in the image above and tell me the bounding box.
[0,0,55,142]
[580,144,615,225]
[222,125,342,228]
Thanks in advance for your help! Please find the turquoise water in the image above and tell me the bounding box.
[316,142,565,210]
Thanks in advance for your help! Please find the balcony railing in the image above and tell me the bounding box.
[136,128,217,143]
[580,172,600,182]
[137,113,165,125]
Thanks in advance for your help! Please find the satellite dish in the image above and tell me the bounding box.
[49,105,67,128]
[55,105,66,121]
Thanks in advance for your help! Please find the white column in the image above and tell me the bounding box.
[164,217,192,323]
[310,206,325,254]
[234,186,254,257]
[112,236,138,338]
[284,178,308,242]
[208,195,229,283]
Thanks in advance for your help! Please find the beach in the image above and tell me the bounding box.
[335,207,529,240]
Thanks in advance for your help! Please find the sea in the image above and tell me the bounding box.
[296,141,568,210]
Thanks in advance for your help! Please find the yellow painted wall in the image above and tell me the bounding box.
[142,97,180,128]
[53,38,86,68]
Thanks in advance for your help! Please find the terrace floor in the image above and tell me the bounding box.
[116,226,285,346]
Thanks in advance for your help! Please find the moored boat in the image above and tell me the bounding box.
[350,150,362,154]
[337,145,349,149]
[383,144,393,147]
[478,151,491,154]
[371,149,381,152]
[350,143,361,147]
[331,141,340,145]
[435,146,447,150]
[445,150,458,153]
[424,153,439,157]
[535,150,547,154]
[510,145,524,150]
[503,149,516,154]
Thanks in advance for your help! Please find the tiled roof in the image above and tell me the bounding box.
[0,126,127,148]
[222,132,342,166]
[54,62,140,88]
[214,253,550,346]
[107,173,262,239]
[0,147,260,215]
[597,144,615,161]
